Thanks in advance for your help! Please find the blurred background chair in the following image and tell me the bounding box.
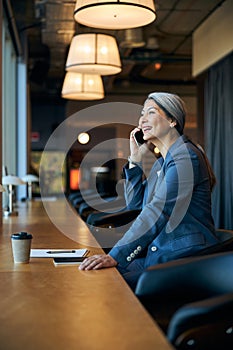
[67,181,142,252]
[135,248,233,349]
[87,209,141,253]
[78,195,126,221]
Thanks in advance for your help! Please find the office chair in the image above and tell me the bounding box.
[87,209,141,253]
[194,228,233,256]
[78,195,127,221]
[167,292,233,349]
[72,191,114,210]
[86,208,141,227]
[67,189,94,205]
[135,250,233,349]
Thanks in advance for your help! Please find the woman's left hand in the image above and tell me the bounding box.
[78,254,117,270]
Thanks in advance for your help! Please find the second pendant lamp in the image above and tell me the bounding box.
[65,33,122,76]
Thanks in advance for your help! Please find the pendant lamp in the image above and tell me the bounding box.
[65,33,121,75]
[61,72,104,100]
[74,0,156,29]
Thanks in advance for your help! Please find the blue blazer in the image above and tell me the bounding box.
[109,136,219,269]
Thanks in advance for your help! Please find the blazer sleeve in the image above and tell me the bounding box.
[123,163,146,210]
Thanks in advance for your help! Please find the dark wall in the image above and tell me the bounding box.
[31,97,66,150]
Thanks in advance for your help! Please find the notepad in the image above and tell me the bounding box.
[30,249,89,258]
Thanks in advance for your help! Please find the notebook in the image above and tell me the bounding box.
[30,248,89,258]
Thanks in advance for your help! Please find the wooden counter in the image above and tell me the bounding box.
[0,200,174,350]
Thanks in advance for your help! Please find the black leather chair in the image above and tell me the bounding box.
[135,248,233,349]
[87,209,141,253]
[195,229,233,256]
[78,195,127,221]
[72,191,114,210]
[67,189,94,206]
[167,292,233,349]
[86,208,141,227]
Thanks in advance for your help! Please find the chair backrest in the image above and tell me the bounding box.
[215,229,233,241]
[167,293,233,349]
[194,229,233,256]
[135,251,233,335]
[135,252,233,301]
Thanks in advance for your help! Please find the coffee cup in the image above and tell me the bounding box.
[11,232,33,263]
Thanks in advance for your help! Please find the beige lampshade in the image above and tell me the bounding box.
[0,184,5,192]
[22,174,39,201]
[22,174,39,183]
[2,175,25,186]
[65,34,121,76]
[74,0,156,29]
[62,72,104,100]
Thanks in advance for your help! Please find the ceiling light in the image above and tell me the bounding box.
[74,0,156,29]
[154,62,162,70]
[61,72,104,100]
[66,33,122,75]
[77,132,90,144]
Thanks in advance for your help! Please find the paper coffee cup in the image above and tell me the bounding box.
[11,232,33,263]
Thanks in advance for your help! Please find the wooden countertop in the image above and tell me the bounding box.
[0,199,174,350]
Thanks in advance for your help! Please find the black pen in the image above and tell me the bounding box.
[46,250,76,254]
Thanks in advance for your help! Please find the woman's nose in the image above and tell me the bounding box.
[139,114,147,127]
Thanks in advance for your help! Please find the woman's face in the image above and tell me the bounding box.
[139,99,173,144]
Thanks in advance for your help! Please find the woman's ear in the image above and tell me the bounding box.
[170,120,177,128]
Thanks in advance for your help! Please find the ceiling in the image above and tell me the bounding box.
[9,0,226,99]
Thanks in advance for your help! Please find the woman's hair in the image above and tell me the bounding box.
[148,92,186,135]
[196,144,216,191]
[147,92,216,190]
[187,139,216,191]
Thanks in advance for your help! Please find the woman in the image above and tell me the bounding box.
[79,92,219,289]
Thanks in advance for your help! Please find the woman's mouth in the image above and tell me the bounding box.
[143,127,152,133]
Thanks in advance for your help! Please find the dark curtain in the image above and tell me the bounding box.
[205,52,233,229]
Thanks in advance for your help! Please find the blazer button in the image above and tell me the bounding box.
[151,246,158,252]
[130,253,135,258]
[134,249,138,255]
[137,246,142,251]
[126,256,132,262]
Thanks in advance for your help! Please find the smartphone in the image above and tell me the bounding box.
[134,129,145,146]
[53,257,87,266]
